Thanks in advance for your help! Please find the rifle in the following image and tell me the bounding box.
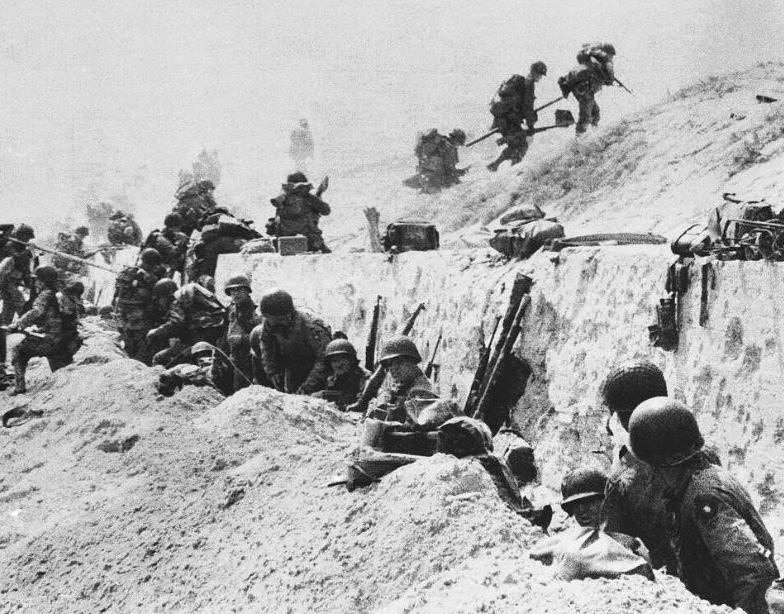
[424,327,443,379]
[6,237,119,274]
[365,295,382,371]
[472,274,534,434]
[463,315,501,415]
[466,96,565,147]
[0,325,46,339]
[614,77,634,96]
[350,302,426,416]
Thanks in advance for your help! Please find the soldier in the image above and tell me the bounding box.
[289,118,315,172]
[147,280,226,367]
[57,280,86,367]
[250,289,332,394]
[629,398,779,614]
[599,360,677,572]
[0,226,36,384]
[268,172,331,253]
[143,213,189,277]
[311,338,370,410]
[487,61,547,172]
[412,128,468,193]
[52,226,90,275]
[173,179,219,236]
[113,248,165,364]
[4,266,66,395]
[223,273,260,393]
[364,335,441,423]
[558,42,616,134]
[107,211,143,247]
[156,341,221,396]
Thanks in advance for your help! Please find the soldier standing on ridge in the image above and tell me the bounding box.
[487,61,547,172]
[268,172,331,253]
[107,211,143,247]
[52,226,90,276]
[251,289,332,395]
[289,119,314,172]
[628,398,779,614]
[558,42,616,134]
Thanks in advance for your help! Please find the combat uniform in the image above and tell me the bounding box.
[269,182,331,253]
[488,74,538,170]
[289,122,314,170]
[367,367,438,423]
[144,228,189,277]
[107,214,143,247]
[603,446,679,573]
[9,288,63,393]
[312,365,370,410]
[414,130,464,192]
[150,282,226,367]
[254,310,332,394]
[113,265,162,363]
[173,181,218,236]
[225,295,260,392]
[56,287,85,369]
[562,44,615,134]
[663,455,778,614]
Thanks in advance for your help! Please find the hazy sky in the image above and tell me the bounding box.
[2,0,783,228]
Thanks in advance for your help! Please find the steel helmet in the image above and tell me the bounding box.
[379,335,421,364]
[191,341,213,357]
[560,467,607,509]
[287,172,308,184]
[64,280,85,296]
[12,224,35,241]
[140,248,163,267]
[197,179,216,191]
[601,360,667,429]
[33,265,58,285]
[259,289,295,316]
[164,213,183,228]
[449,128,467,145]
[531,61,548,76]
[75,226,90,237]
[438,416,494,456]
[153,278,178,299]
[628,397,704,467]
[324,338,358,360]
[224,273,251,295]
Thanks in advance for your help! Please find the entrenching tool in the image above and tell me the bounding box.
[465,96,565,147]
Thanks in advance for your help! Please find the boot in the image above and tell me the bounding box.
[11,358,26,395]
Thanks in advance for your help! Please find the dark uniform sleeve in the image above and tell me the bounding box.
[522,80,537,128]
[155,300,187,340]
[692,494,778,614]
[259,323,283,385]
[602,477,635,536]
[13,291,49,330]
[296,320,332,395]
[309,195,330,217]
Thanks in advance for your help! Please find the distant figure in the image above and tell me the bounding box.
[107,211,143,247]
[487,61,547,172]
[172,179,218,236]
[558,42,616,134]
[408,128,467,193]
[268,172,331,253]
[289,119,314,172]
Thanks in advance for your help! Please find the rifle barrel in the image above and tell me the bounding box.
[8,238,119,274]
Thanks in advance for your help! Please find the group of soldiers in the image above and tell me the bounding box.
[0,224,86,394]
[547,360,780,614]
[410,42,619,190]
